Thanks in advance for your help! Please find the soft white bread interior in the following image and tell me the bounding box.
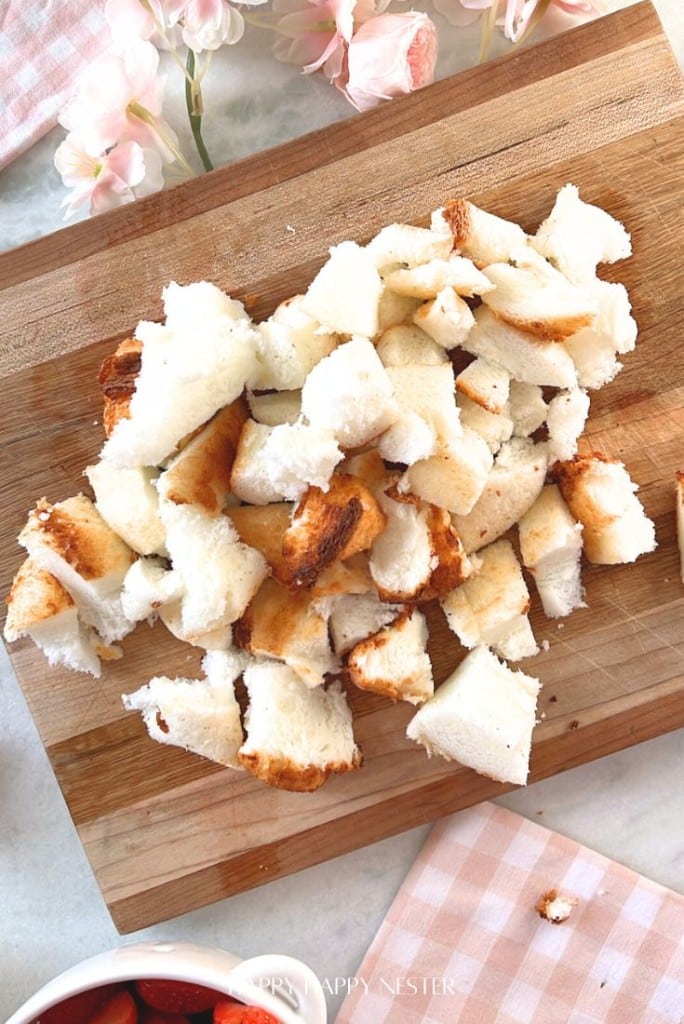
[455,356,511,415]
[366,221,452,271]
[251,295,338,391]
[441,538,538,661]
[382,254,493,300]
[101,281,259,468]
[347,608,434,705]
[518,484,585,618]
[376,289,422,333]
[531,183,632,284]
[546,388,590,463]
[18,494,136,644]
[462,306,578,389]
[411,287,475,349]
[247,389,302,426]
[122,648,247,768]
[563,279,637,390]
[4,556,103,677]
[403,427,493,516]
[451,437,548,553]
[85,462,166,556]
[378,362,461,465]
[437,198,529,267]
[238,660,362,791]
[552,453,657,564]
[375,323,449,367]
[507,381,548,438]
[406,645,541,785]
[120,556,183,624]
[300,240,382,337]
[230,419,343,504]
[456,393,514,454]
[301,336,398,449]
[328,590,404,655]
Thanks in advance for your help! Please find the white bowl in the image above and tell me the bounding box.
[6,940,328,1024]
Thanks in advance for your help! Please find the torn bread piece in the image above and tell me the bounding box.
[301,240,382,337]
[456,393,514,455]
[406,645,541,786]
[248,390,301,426]
[238,661,362,792]
[122,648,247,768]
[677,472,684,584]
[120,557,183,624]
[564,279,637,390]
[376,289,423,333]
[158,603,232,652]
[531,183,631,284]
[328,590,404,656]
[451,437,548,553]
[347,608,434,705]
[375,323,449,367]
[378,362,461,465]
[518,484,585,618]
[383,254,494,300]
[456,357,511,415]
[463,307,578,389]
[508,381,548,438]
[438,198,529,267]
[85,462,166,557]
[301,336,399,449]
[156,396,248,515]
[366,221,452,271]
[481,246,598,341]
[101,281,259,468]
[98,336,142,439]
[412,287,476,350]
[403,427,493,516]
[536,889,578,924]
[4,557,103,677]
[546,388,590,463]
[441,538,538,661]
[18,494,136,644]
[234,577,339,686]
[225,502,293,585]
[552,453,656,564]
[252,295,338,391]
[282,473,386,588]
[230,419,343,504]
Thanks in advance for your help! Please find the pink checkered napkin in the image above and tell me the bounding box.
[336,802,684,1024]
[0,1,108,171]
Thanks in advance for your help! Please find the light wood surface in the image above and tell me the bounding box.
[1,2,683,934]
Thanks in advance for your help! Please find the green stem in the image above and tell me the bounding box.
[185,51,214,173]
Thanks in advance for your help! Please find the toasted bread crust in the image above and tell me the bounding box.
[225,502,293,584]
[98,337,142,437]
[442,199,471,252]
[5,557,74,639]
[494,309,594,342]
[238,749,363,792]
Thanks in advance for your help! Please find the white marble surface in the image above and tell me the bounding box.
[1,3,683,1022]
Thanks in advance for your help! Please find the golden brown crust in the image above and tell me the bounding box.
[238,748,363,792]
[98,337,142,438]
[549,451,611,502]
[535,888,578,923]
[346,608,409,702]
[233,577,326,662]
[493,309,594,342]
[442,199,471,252]
[225,502,293,584]
[5,557,74,639]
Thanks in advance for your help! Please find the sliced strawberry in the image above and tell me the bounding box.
[134,980,226,1015]
[213,1002,281,1024]
[34,984,123,1024]
[86,989,138,1024]
[138,1008,190,1024]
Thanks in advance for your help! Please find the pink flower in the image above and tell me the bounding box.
[343,11,438,111]
[182,0,247,50]
[54,137,164,218]
[272,0,356,82]
[105,0,187,50]
[435,0,603,40]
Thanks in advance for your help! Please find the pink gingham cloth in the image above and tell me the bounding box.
[336,803,684,1024]
[0,1,108,171]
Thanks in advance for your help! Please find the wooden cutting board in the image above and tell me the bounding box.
[1,1,683,934]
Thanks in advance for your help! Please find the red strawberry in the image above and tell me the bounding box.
[213,1002,281,1024]
[138,1007,190,1024]
[34,985,123,1024]
[134,980,226,1015]
[86,990,138,1024]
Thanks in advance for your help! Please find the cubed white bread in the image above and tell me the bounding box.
[347,608,434,704]
[225,502,293,586]
[301,336,399,448]
[328,591,404,655]
[234,577,339,687]
[441,539,538,660]
[406,645,541,786]
[677,472,684,583]
[455,357,511,414]
[18,494,136,644]
[563,280,637,390]
[546,388,590,462]
[480,246,598,341]
[366,221,452,270]
[508,381,548,437]
[122,648,247,768]
[156,397,248,515]
[247,390,301,426]
[463,307,578,389]
[378,363,461,465]
[383,254,493,300]
[85,462,166,556]
[160,498,268,638]
[552,454,657,564]
[456,394,514,454]
[518,484,585,618]
[451,437,548,553]
[402,427,493,516]
[251,295,338,390]
[238,661,362,791]
[158,602,232,651]
[341,449,392,496]
[376,289,423,333]
[437,199,529,267]
[101,281,259,468]
[412,287,476,349]
[375,323,449,367]
[4,557,102,676]
[120,557,183,623]
[300,240,382,337]
[531,183,631,284]
[231,419,343,504]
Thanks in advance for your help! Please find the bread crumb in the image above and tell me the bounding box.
[536,888,578,923]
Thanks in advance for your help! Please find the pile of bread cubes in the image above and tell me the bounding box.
[6,184,675,794]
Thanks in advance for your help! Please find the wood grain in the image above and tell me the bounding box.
[1,2,683,933]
